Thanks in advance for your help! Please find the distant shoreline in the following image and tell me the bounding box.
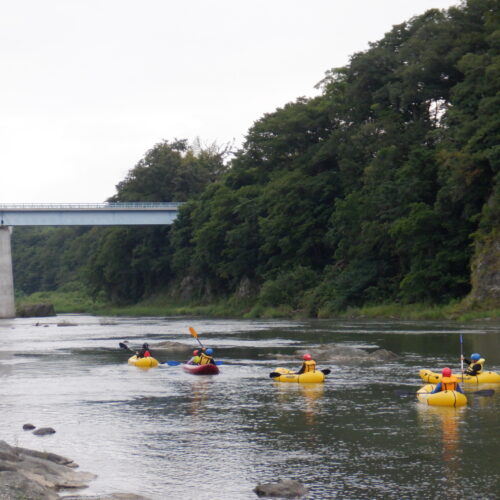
[15,290,500,322]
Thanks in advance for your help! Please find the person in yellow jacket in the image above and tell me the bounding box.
[431,367,464,394]
[187,349,201,365]
[198,348,216,365]
[462,353,485,376]
[296,354,316,374]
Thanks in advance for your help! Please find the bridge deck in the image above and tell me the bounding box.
[0,203,182,226]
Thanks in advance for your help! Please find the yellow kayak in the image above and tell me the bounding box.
[128,355,159,368]
[419,368,500,385]
[271,367,326,383]
[417,384,467,407]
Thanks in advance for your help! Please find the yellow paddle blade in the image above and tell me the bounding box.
[189,327,198,338]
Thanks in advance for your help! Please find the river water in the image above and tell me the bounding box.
[0,315,499,499]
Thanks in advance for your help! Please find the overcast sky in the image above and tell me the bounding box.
[1,0,460,204]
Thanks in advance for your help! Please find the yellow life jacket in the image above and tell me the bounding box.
[441,376,458,391]
[303,360,316,373]
[192,356,201,364]
[199,353,213,365]
[466,358,485,375]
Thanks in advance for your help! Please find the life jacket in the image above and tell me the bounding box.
[441,376,458,391]
[466,358,485,375]
[191,356,201,364]
[199,353,213,365]
[303,360,316,373]
[144,351,151,358]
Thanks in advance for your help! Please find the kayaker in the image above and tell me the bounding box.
[431,367,464,394]
[296,354,316,374]
[187,349,201,365]
[198,348,216,365]
[136,343,151,359]
[461,352,485,376]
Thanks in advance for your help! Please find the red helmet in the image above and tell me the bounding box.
[192,350,199,356]
[303,354,312,361]
[442,367,452,377]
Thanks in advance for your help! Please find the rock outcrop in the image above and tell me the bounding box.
[0,440,150,500]
[16,303,56,317]
[0,440,95,499]
[468,233,500,306]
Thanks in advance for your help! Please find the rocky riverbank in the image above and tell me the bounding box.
[0,440,149,500]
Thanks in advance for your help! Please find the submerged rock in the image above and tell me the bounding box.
[152,340,192,352]
[254,479,308,498]
[62,494,150,499]
[289,345,399,363]
[22,423,36,430]
[33,427,56,436]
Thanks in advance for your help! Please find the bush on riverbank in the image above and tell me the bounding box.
[14,290,500,322]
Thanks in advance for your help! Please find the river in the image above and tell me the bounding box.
[0,315,499,499]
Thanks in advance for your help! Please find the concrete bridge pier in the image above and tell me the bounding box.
[0,226,15,318]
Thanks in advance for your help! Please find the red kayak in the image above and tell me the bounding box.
[182,363,220,375]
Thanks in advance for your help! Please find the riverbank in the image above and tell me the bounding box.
[15,290,500,321]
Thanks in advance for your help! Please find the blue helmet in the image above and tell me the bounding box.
[471,353,481,361]
[205,348,213,355]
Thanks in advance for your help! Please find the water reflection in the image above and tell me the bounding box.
[1,316,499,499]
[272,382,325,426]
[416,404,465,495]
[189,378,212,417]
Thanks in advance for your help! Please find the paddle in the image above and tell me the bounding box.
[460,334,464,375]
[395,389,494,397]
[269,369,331,378]
[189,327,205,349]
[163,360,224,366]
[119,342,134,352]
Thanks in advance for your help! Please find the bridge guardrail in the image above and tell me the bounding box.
[0,202,182,210]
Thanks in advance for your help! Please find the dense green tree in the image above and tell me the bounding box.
[11,0,500,313]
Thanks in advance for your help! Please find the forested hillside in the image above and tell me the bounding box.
[12,0,500,316]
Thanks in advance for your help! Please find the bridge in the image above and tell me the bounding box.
[0,203,182,318]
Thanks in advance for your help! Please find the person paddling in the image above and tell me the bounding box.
[198,348,216,365]
[431,367,464,394]
[136,343,151,359]
[296,354,316,374]
[461,353,485,376]
[187,349,201,365]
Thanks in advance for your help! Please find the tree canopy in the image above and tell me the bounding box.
[12,0,500,314]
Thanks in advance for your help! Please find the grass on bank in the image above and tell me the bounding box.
[15,290,500,322]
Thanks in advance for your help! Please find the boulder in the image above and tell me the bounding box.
[254,479,308,498]
[0,441,151,500]
[0,440,95,499]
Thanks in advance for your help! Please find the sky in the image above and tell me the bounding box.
[1,0,461,204]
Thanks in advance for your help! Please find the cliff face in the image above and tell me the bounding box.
[468,232,500,306]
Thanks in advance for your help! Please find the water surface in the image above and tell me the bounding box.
[0,316,499,499]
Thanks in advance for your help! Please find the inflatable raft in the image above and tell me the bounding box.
[419,368,500,385]
[271,367,326,383]
[182,363,220,375]
[128,355,159,368]
[417,383,467,407]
